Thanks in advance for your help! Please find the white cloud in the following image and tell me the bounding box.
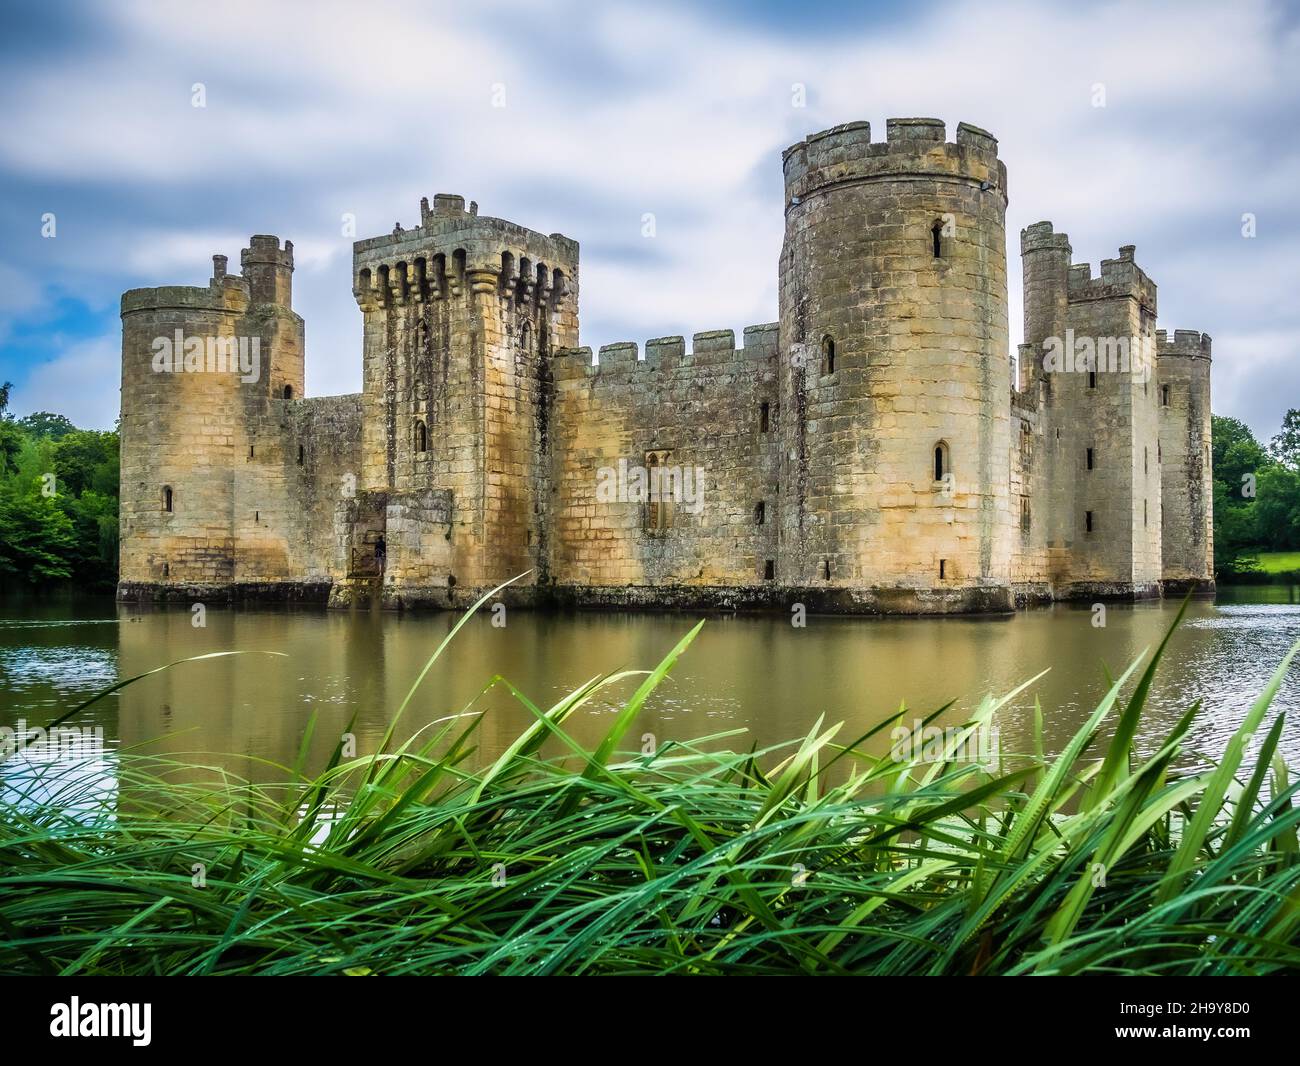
[13,336,119,429]
[1,0,1297,435]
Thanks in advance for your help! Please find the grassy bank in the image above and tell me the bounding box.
[1222,552,1300,585]
[2,594,1299,976]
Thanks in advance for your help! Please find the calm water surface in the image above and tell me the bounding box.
[3,588,1299,803]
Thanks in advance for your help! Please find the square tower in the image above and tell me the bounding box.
[349,196,579,605]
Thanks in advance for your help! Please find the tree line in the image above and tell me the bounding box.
[1212,408,1300,576]
[0,383,120,592]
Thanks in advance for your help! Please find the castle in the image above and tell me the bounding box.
[118,118,1214,614]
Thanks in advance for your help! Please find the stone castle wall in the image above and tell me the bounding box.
[117,119,1215,613]
[1158,330,1215,590]
[547,327,780,606]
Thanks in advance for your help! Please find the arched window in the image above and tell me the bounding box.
[933,441,950,483]
[932,220,944,258]
[414,419,428,453]
[822,335,835,375]
[521,320,532,351]
[163,486,173,513]
[283,384,293,400]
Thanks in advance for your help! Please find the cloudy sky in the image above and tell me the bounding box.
[0,0,1296,438]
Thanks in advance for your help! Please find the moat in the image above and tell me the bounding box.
[2,589,1299,798]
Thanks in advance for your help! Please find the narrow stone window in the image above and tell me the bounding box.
[822,335,835,375]
[1085,510,1094,533]
[298,445,305,466]
[1086,447,1094,471]
[163,562,170,578]
[1144,446,1148,474]
[1088,371,1097,389]
[933,441,949,483]
[931,220,943,258]
[759,401,770,433]
[283,384,293,400]
[1144,499,1148,527]
[939,558,946,580]
[1158,441,1162,463]
[646,451,661,532]
[822,558,831,580]
[1161,384,1170,406]
[644,450,672,532]
[1020,495,1031,532]
[764,559,775,581]
[521,320,532,351]
[414,419,428,453]
[163,486,173,513]
[249,445,255,459]
[754,500,765,525]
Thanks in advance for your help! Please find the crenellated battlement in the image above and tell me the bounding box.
[121,281,248,316]
[782,118,1006,208]
[1157,329,1213,360]
[551,322,778,381]
[1021,220,1072,255]
[121,246,270,316]
[352,195,577,312]
[1067,244,1157,312]
[241,234,294,270]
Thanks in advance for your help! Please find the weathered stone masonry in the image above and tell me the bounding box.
[118,120,1214,613]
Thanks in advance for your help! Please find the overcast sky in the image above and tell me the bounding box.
[1,0,1296,439]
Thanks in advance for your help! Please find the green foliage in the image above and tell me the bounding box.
[15,410,76,440]
[1254,465,1300,552]
[1213,414,1269,490]
[0,481,77,581]
[52,429,119,498]
[0,397,118,590]
[2,594,1298,976]
[1212,413,1300,578]
[0,382,20,474]
[1270,408,1300,471]
[0,420,22,475]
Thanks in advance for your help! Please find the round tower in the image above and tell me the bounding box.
[119,261,252,595]
[777,118,1013,611]
[118,237,304,598]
